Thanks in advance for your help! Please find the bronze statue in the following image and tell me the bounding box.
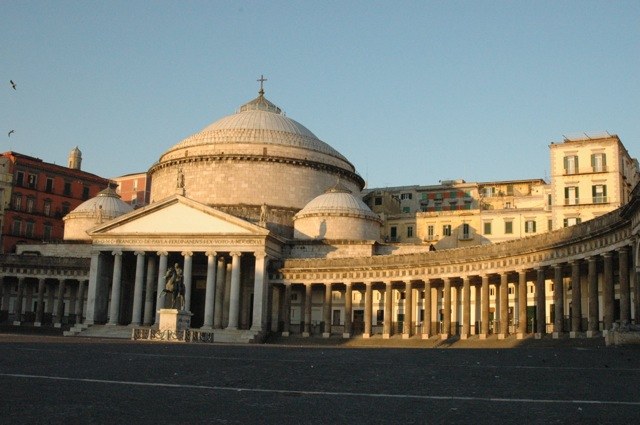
[159,263,185,310]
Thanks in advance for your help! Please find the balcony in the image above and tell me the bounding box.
[564,198,579,206]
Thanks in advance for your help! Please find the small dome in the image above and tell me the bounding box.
[71,186,134,217]
[295,183,380,220]
[293,183,381,241]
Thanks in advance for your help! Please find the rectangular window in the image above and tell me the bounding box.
[525,220,537,233]
[376,309,384,325]
[407,226,413,238]
[505,221,513,234]
[484,187,495,197]
[400,193,412,200]
[591,153,606,172]
[390,226,397,240]
[564,186,579,205]
[332,309,341,326]
[592,185,607,204]
[43,200,51,217]
[61,202,70,215]
[13,194,22,210]
[26,197,34,213]
[461,223,471,239]
[402,206,410,213]
[563,217,582,227]
[483,222,492,235]
[16,171,24,186]
[427,225,434,239]
[506,184,514,196]
[27,174,37,188]
[43,224,53,240]
[12,219,21,236]
[63,181,72,196]
[82,186,90,200]
[374,197,382,206]
[45,178,54,193]
[563,155,579,174]
[421,193,427,200]
[548,219,553,231]
[442,225,451,236]
[25,221,35,238]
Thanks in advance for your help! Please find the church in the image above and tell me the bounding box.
[3,84,640,343]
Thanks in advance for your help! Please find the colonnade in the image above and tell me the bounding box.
[87,248,269,333]
[277,245,638,339]
[0,277,88,327]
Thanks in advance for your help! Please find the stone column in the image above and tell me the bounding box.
[303,283,312,337]
[343,282,353,338]
[461,276,470,340]
[480,274,490,339]
[214,256,226,329]
[54,279,67,327]
[587,256,599,337]
[76,280,87,324]
[383,281,393,339]
[517,270,527,339]
[226,252,242,330]
[442,278,451,339]
[602,252,614,333]
[322,282,332,338]
[251,251,267,332]
[202,251,218,329]
[155,251,168,325]
[535,267,546,337]
[403,281,413,339]
[34,278,46,326]
[130,251,145,326]
[182,251,193,312]
[570,260,582,337]
[13,277,25,324]
[108,250,123,326]
[423,280,432,339]
[618,246,630,326]
[85,251,101,325]
[552,264,564,338]
[499,273,509,339]
[143,256,156,326]
[363,282,373,338]
[282,284,292,336]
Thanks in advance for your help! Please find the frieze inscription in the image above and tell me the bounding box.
[95,238,263,246]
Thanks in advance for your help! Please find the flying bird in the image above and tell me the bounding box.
[8,130,15,138]
[10,80,16,90]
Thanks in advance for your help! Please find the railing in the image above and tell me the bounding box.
[131,328,215,343]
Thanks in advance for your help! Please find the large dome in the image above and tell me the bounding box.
[149,89,365,237]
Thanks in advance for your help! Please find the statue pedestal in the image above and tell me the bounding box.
[158,309,192,333]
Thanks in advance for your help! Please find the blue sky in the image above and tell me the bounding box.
[2,1,639,188]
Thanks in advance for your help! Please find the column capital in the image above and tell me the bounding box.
[253,250,267,260]
[230,251,242,258]
[134,251,145,257]
[205,250,218,258]
[157,251,168,257]
[182,251,193,257]
[618,245,629,254]
[602,251,613,258]
[112,250,123,257]
[553,263,564,270]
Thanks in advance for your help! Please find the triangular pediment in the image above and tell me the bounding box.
[89,195,268,237]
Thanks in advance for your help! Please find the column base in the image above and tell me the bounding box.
[602,329,610,337]
[534,332,543,339]
[322,332,330,338]
[34,322,42,327]
[342,333,350,339]
[552,332,563,339]
[129,322,142,328]
[12,321,21,326]
[440,333,450,340]
[382,333,390,339]
[516,332,525,340]
[586,330,599,338]
[479,333,488,340]
[282,331,290,337]
[460,333,469,340]
[199,325,214,331]
[498,333,507,340]
[54,323,62,328]
[402,333,410,339]
[569,331,580,339]
[363,333,371,339]
[422,333,431,339]
[302,332,310,338]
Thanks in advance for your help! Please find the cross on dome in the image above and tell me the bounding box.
[257,74,267,95]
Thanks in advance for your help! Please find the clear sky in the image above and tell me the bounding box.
[2,1,639,189]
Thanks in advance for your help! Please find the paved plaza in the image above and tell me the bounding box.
[0,334,639,424]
